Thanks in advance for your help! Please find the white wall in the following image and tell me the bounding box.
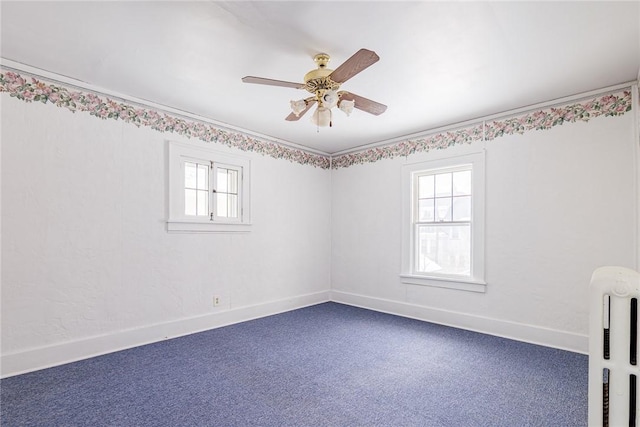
[1,96,332,376]
[331,112,638,353]
[2,79,637,377]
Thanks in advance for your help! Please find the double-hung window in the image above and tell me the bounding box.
[401,152,485,292]
[168,140,251,232]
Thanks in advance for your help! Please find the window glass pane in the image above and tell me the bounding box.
[228,169,238,194]
[217,168,228,193]
[435,197,452,221]
[453,170,471,196]
[416,224,471,276]
[418,175,434,198]
[228,194,238,218]
[185,189,196,216]
[196,190,208,216]
[216,193,228,217]
[185,162,197,189]
[197,164,209,190]
[418,198,435,221]
[435,172,452,197]
[452,196,471,221]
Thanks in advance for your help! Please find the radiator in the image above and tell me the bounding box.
[589,266,639,426]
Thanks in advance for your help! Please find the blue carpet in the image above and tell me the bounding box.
[1,302,587,426]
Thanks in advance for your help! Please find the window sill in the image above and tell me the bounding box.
[167,219,252,233]
[400,274,487,293]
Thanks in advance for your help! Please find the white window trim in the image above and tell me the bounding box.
[167,140,251,233]
[401,151,486,292]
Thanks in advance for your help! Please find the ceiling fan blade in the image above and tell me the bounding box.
[242,76,305,89]
[329,49,380,84]
[340,92,387,116]
[285,99,317,121]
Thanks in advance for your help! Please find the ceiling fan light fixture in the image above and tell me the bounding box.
[321,90,339,109]
[338,99,355,116]
[311,106,332,127]
[290,99,307,116]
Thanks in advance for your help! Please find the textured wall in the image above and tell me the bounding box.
[2,77,637,370]
[331,111,637,348]
[1,97,332,356]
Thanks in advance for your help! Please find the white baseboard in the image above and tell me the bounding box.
[2,289,588,378]
[330,290,588,354]
[1,291,330,378]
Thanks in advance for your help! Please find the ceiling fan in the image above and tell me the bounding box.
[242,48,387,128]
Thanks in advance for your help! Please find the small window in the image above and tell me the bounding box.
[168,141,251,233]
[401,152,485,292]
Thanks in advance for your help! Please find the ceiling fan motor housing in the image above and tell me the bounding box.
[304,53,342,107]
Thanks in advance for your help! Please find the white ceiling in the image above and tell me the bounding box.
[1,1,639,154]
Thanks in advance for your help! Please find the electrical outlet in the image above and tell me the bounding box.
[213,295,221,307]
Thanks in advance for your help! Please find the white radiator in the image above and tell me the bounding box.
[589,266,639,426]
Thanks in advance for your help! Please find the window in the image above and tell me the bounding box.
[213,165,240,220]
[184,161,210,217]
[168,140,251,232]
[401,152,485,292]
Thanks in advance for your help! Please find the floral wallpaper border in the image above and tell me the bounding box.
[331,124,485,169]
[0,71,331,169]
[331,90,633,169]
[0,69,633,171]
